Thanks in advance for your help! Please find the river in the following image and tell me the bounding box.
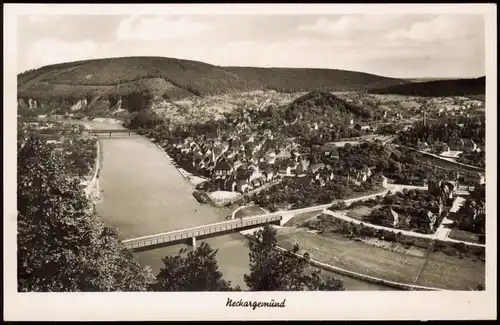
[74,120,393,291]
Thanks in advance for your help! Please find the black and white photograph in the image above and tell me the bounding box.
[4,3,497,321]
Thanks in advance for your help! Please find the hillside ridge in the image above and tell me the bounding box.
[368,76,486,97]
[18,56,409,103]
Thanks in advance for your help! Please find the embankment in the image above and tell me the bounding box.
[242,233,443,291]
[398,145,485,174]
[84,139,101,203]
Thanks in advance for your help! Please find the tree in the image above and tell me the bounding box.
[17,135,155,291]
[127,110,163,129]
[151,242,239,291]
[123,90,154,113]
[244,224,344,291]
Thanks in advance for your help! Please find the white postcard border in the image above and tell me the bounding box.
[3,3,497,321]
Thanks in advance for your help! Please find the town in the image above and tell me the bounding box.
[18,84,487,292]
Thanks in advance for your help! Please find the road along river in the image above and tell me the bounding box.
[75,120,393,291]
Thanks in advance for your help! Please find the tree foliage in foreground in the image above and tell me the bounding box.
[17,135,155,291]
[151,242,240,291]
[244,224,345,291]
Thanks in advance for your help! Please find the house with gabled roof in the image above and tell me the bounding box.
[213,159,233,178]
[257,162,273,180]
[223,177,238,192]
[247,164,261,181]
[278,164,293,176]
[251,178,261,188]
[192,153,204,168]
[355,166,372,183]
[263,169,276,182]
[379,174,388,188]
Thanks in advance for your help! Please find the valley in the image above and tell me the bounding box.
[17,56,487,293]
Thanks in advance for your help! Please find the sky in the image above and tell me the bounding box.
[17,14,486,79]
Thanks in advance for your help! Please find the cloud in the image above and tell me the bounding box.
[385,15,483,42]
[16,14,485,78]
[296,15,412,35]
[29,38,103,68]
[116,15,212,41]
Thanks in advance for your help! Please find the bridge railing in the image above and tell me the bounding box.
[122,214,282,244]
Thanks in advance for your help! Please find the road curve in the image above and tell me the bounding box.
[321,210,484,248]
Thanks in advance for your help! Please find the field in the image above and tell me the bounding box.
[416,251,485,290]
[448,229,481,244]
[276,229,484,290]
[277,229,423,285]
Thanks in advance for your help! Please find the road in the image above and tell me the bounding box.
[257,183,428,221]
[321,202,484,248]
[394,144,485,174]
[77,120,392,291]
[149,182,481,248]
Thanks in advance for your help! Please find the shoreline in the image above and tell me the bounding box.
[94,123,433,291]
[84,138,101,205]
[132,132,404,290]
[154,142,208,187]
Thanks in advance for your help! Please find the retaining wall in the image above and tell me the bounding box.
[242,233,444,291]
[399,145,485,173]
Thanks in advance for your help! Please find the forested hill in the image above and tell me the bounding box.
[368,76,486,97]
[17,56,409,103]
[224,66,408,92]
[284,90,373,121]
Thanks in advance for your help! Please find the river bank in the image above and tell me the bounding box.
[71,120,395,291]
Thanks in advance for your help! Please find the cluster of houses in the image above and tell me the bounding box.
[211,160,281,193]
[166,127,304,193]
[375,173,485,233]
[428,172,484,195]
[167,119,392,195]
[416,137,481,157]
[292,164,387,190]
[377,173,484,232]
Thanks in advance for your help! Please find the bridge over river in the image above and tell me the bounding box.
[63,119,394,291]
[38,127,155,138]
[123,215,282,251]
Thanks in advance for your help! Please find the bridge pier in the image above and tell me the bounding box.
[109,132,112,138]
[191,236,197,250]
